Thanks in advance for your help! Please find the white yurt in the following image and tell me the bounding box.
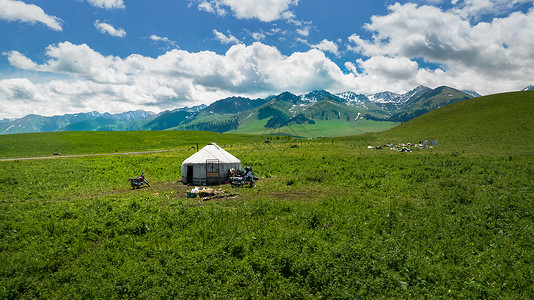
[181,143,241,185]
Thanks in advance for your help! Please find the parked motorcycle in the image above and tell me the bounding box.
[129,172,150,189]
[230,175,255,188]
[229,167,257,188]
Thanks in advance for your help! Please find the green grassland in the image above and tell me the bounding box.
[229,118,400,138]
[0,131,265,159]
[0,92,533,298]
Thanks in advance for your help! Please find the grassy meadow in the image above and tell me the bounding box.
[0,92,533,298]
[228,118,401,138]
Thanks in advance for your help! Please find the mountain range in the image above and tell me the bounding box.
[1,84,527,137]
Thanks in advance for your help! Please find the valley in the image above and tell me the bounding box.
[0,91,532,298]
[1,85,474,137]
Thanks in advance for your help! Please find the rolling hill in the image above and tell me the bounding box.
[140,105,207,131]
[378,90,534,154]
[388,86,472,122]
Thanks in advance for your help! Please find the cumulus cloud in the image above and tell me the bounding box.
[311,39,340,57]
[356,56,419,80]
[213,30,241,44]
[193,0,310,44]
[4,50,38,69]
[346,2,534,94]
[0,0,62,31]
[0,78,38,101]
[94,20,126,37]
[6,42,130,84]
[193,0,298,22]
[87,0,125,9]
[0,77,175,118]
[2,41,362,118]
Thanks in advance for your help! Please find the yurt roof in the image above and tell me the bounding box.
[182,143,240,165]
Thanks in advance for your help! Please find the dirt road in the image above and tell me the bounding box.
[0,149,177,162]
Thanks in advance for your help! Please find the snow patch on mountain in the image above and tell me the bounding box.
[300,90,337,103]
[336,91,368,103]
[368,91,401,103]
[462,90,482,98]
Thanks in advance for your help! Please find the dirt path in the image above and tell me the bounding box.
[0,149,177,162]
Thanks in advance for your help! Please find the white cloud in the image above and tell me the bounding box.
[197,0,226,16]
[2,41,363,118]
[296,27,309,37]
[452,0,534,18]
[0,0,62,31]
[0,78,44,118]
[94,20,126,37]
[251,31,266,41]
[344,62,358,74]
[87,0,125,9]
[193,0,299,22]
[0,78,38,102]
[356,56,419,80]
[149,35,170,43]
[295,37,308,45]
[311,39,340,57]
[346,2,534,94]
[6,42,130,84]
[149,35,178,48]
[4,50,38,69]
[213,30,241,44]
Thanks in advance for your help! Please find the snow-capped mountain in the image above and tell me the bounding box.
[101,110,155,120]
[302,86,437,106]
[170,104,208,113]
[462,90,482,98]
[365,86,433,105]
[398,85,433,103]
[300,90,339,102]
[368,91,401,103]
[336,91,369,103]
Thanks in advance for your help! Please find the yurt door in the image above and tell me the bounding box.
[206,159,220,185]
[187,166,193,184]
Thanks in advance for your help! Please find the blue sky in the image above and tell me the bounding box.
[0,0,533,118]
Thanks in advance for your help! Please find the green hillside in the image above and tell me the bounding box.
[389,86,471,122]
[226,94,399,138]
[61,117,118,131]
[380,91,534,154]
[142,111,197,130]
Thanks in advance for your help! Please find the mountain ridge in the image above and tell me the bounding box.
[1,85,482,135]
